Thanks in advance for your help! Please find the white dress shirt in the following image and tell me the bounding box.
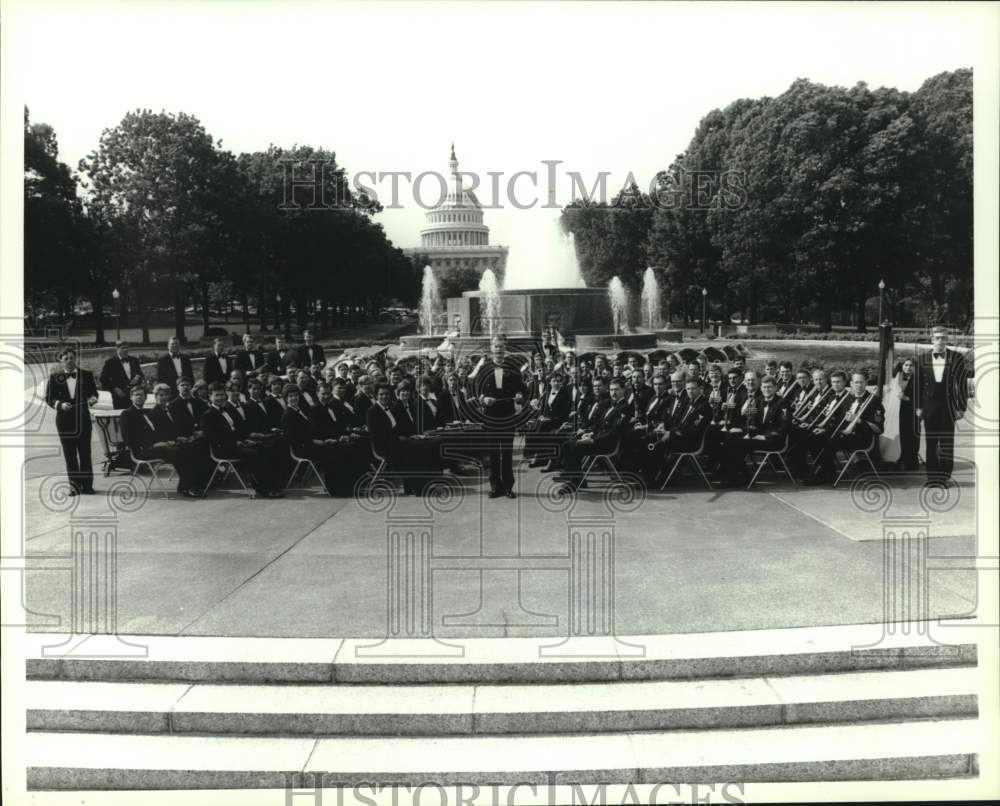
[171,354,183,376]
[66,374,77,400]
[494,367,503,389]
[932,352,947,383]
[121,357,132,380]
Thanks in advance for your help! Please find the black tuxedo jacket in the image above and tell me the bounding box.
[264,396,287,429]
[639,393,670,428]
[200,405,245,458]
[235,349,266,375]
[296,343,326,368]
[310,403,347,440]
[580,396,612,431]
[119,405,158,456]
[914,347,969,424]
[351,393,373,428]
[418,394,447,429]
[471,359,528,429]
[281,407,315,456]
[156,353,195,392]
[98,355,145,406]
[266,348,295,374]
[244,398,274,434]
[442,389,471,423]
[223,401,251,438]
[45,369,98,437]
[150,405,182,442]
[591,398,633,451]
[661,391,690,428]
[169,395,205,437]
[391,401,419,438]
[744,396,790,441]
[538,386,571,424]
[366,403,398,460]
[202,352,235,385]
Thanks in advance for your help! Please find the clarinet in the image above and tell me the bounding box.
[745,392,759,436]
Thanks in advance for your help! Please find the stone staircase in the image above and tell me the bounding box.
[24,624,981,790]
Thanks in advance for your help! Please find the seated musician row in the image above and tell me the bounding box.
[519,369,884,490]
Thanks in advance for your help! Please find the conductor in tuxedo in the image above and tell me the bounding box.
[915,326,969,482]
[472,337,528,498]
[45,347,99,495]
[156,337,194,396]
[98,341,145,409]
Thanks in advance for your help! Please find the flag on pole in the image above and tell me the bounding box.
[878,322,901,462]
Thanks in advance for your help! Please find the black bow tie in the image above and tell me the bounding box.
[933,352,946,358]
[66,371,77,379]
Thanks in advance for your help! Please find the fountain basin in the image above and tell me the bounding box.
[446,287,614,338]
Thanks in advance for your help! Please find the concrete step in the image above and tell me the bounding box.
[25,624,977,684]
[25,666,978,736]
[26,718,978,789]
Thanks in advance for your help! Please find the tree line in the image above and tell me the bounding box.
[24,108,420,344]
[561,69,973,332]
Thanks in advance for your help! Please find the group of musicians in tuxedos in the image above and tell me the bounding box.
[44,325,968,497]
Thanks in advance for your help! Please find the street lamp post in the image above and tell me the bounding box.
[112,288,121,342]
[878,279,885,325]
[701,287,708,334]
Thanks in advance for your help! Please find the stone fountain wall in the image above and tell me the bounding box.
[447,288,614,337]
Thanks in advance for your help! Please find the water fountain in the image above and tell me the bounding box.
[608,276,629,336]
[419,265,441,336]
[640,267,661,331]
[503,217,585,290]
[478,268,501,338]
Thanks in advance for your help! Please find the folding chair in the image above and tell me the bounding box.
[285,445,330,495]
[833,434,880,488]
[660,429,713,491]
[747,434,798,490]
[204,445,256,498]
[129,449,177,499]
[579,440,624,487]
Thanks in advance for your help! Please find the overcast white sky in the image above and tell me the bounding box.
[7,1,994,287]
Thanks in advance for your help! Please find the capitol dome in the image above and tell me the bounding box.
[406,145,508,284]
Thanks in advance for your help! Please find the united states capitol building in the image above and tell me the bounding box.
[404,145,508,285]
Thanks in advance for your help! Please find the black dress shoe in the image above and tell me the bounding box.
[82,488,96,495]
[266,490,285,499]
[67,488,79,497]
[504,490,516,499]
[488,489,502,499]
[181,489,203,499]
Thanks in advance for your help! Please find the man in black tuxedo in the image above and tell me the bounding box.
[202,337,234,385]
[524,372,571,467]
[296,330,326,369]
[915,326,969,482]
[471,337,528,498]
[45,347,99,495]
[805,372,885,485]
[557,377,633,491]
[98,341,145,409]
[351,375,374,428]
[266,336,295,375]
[200,382,283,497]
[156,337,194,396]
[719,375,791,486]
[235,333,265,376]
[168,376,207,438]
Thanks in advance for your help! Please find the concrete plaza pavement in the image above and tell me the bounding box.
[21,459,978,640]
